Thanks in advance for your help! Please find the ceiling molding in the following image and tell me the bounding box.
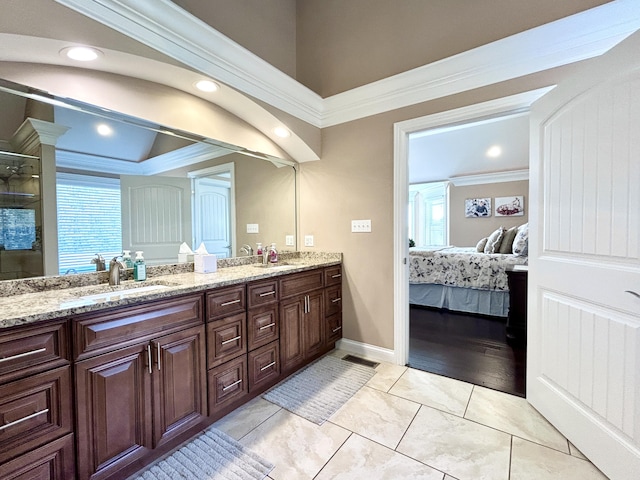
[450,169,530,187]
[56,149,143,176]
[56,0,640,129]
[140,143,231,176]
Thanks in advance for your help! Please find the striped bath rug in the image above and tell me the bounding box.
[130,427,273,480]
[263,354,377,425]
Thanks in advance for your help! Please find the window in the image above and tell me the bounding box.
[408,181,449,247]
[56,173,122,274]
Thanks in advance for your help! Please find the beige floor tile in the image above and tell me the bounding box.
[366,362,407,392]
[388,368,473,416]
[464,386,568,453]
[510,437,608,480]
[568,441,587,460]
[240,408,350,480]
[212,396,281,440]
[315,433,444,480]
[397,405,511,480]
[444,476,459,480]
[329,385,420,449]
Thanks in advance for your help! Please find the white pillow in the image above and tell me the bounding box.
[512,223,529,256]
[484,226,506,254]
[476,237,488,253]
[499,226,519,254]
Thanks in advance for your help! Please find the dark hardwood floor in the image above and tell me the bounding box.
[408,305,526,397]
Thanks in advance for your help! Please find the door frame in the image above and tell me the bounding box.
[188,162,236,257]
[392,87,553,366]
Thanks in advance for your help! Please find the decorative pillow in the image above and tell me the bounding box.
[498,226,519,254]
[512,223,529,256]
[484,226,506,254]
[476,237,488,252]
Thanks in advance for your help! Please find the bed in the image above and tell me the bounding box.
[409,246,528,317]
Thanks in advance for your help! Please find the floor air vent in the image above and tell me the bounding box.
[342,354,379,369]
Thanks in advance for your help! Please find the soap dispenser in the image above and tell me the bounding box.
[256,243,263,255]
[133,251,146,281]
[269,243,278,263]
[122,250,134,269]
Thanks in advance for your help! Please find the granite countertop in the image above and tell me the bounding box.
[0,252,341,330]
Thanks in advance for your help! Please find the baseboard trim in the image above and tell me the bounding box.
[335,338,397,365]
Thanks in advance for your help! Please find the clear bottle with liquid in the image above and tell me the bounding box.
[269,243,278,263]
[133,251,147,281]
[122,250,134,269]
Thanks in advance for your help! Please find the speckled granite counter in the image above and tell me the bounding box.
[0,252,341,329]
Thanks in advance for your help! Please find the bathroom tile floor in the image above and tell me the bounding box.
[213,351,608,480]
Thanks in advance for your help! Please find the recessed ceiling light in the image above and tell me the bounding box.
[195,80,219,92]
[61,46,102,62]
[274,127,291,138]
[486,145,502,158]
[96,124,113,136]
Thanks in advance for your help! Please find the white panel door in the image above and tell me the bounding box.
[529,31,640,480]
[193,177,231,258]
[121,175,192,265]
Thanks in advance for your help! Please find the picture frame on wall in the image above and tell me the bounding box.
[495,195,525,216]
[465,198,491,217]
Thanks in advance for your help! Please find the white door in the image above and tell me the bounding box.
[528,30,640,480]
[193,177,232,258]
[121,175,192,265]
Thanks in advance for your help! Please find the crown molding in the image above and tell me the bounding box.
[56,149,142,176]
[140,143,231,176]
[450,169,530,187]
[11,118,70,153]
[56,0,640,129]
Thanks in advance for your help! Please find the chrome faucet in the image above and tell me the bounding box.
[240,244,253,256]
[262,245,271,265]
[108,256,127,286]
[91,253,106,271]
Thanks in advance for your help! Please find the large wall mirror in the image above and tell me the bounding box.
[0,78,297,280]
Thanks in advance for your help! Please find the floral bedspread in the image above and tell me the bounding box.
[409,247,528,291]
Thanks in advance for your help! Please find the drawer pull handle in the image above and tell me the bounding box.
[220,299,241,306]
[259,322,276,331]
[626,290,640,299]
[222,379,242,391]
[332,297,342,303]
[0,347,46,364]
[147,345,152,374]
[260,361,277,371]
[0,409,49,431]
[331,274,342,278]
[221,335,241,345]
[332,326,342,333]
[156,343,162,371]
[259,291,276,297]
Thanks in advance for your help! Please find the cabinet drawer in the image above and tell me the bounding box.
[325,285,342,317]
[74,295,203,361]
[206,314,246,369]
[208,356,248,414]
[280,269,324,299]
[324,265,342,287]
[248,341,280,393]
[0,320,69,384]
[206,286,246,320]
[326,313,343,345]
[247,279,278,308]
[0,366,73,464]
[0,432,75,480]
[247,305,279,351]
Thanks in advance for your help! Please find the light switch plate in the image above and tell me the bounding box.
[246,223,259,234]
[304,235,314,247]
[285,235,294,246]
[351,219,372,232]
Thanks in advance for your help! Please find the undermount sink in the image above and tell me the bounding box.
[251,262,298,270]
[61,280,180,307]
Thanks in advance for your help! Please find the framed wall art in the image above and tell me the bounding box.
[465,198,491,217]
[495,195,525,216]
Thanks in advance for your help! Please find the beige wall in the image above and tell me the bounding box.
[449,180,529,247]
[299,60,590,350]
[296,0,608,96]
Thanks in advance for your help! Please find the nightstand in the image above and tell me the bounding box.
[506,267,528,343]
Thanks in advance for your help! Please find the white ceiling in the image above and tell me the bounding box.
[408,113,530,184]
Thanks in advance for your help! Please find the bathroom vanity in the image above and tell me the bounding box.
[0,255,342,480]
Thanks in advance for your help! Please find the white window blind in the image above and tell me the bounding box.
[408,181,449,247]
[56,173,122,275]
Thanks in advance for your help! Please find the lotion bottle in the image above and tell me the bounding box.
[256,243,263,255]
[122,250,134,269]
[269,243,278,263]
[133,251,147,281]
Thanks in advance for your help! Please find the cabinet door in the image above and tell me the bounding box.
[247,304,279,351]
[152,325,207,449]
[279,296,305,373]
[207,356,248,415]
[305,290,325,359]
[75,344,152,480]
[248,341,280,393]
[0,433,75,480]
[206,313,246,369]
[326,313,343,346]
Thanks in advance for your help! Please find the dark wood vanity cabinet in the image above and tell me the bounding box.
[0,319,74,480]
[74,295,206,480]
[324,265,343,347]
